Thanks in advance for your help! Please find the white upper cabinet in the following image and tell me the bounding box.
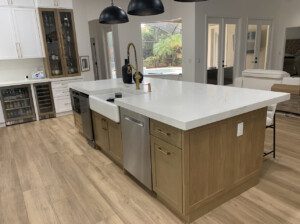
[10,0,35,7]
[13,8,43,58]
[0,7,43,60]
[0,0,9,6]
[35,0,73,9]
[0,8,18,59]
[57,0,72,9]
[0,0,35,7]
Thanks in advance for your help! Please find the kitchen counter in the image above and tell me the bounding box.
[0,76,83,87]
[70,77,290,130]
[71,77,291,223]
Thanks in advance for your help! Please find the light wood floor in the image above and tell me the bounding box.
[0,114,299,224]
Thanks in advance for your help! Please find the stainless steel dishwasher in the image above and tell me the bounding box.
[120,108,152,190]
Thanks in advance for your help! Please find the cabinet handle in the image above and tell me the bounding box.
[15,43,21,58]
[157,147,171,156]
[156,128,171,137]
[18,43,23,58]
[101,118,108,131]
[124,116,144,127]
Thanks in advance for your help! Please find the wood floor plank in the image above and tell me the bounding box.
[0,113,298,224]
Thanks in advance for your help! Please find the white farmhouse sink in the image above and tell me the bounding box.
[89,90,139,123]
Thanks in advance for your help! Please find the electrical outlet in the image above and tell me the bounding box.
[237,122,244,137]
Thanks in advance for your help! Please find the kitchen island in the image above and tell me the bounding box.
[69,78,289,223]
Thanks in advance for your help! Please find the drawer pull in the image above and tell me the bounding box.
[156,128,171,137]
[157,147,171,156]
[101,118,108,130]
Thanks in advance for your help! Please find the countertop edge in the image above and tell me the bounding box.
[115,93,290,131]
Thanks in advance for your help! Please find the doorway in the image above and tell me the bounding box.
[283,27,300,77]
[206,18,239,85]
[88,20,121,80]
[245,19,272,70]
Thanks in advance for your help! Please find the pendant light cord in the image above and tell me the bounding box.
[111,0,114,6]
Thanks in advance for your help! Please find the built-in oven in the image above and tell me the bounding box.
[70,89,94,146]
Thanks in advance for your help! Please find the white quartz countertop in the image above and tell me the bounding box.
[0,76,83,87]
[70,78,290,130]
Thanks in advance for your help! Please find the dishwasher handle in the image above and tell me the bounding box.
[124,116,144,127]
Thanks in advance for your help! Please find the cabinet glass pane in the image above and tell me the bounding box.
[59,11,79,75]
[41,11,64,77]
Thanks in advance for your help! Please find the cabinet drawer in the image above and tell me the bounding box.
[52,81,69,89]
[151,136,183,213]
[54,97,71,113]
[150,119,182,148]
[52,89,70,98]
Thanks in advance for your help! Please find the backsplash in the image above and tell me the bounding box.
[0,59,44,83]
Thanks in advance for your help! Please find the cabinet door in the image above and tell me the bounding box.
[108,120,123,165]
[0,0,9,6]
[58,10,80,76]
[11,0,35,7]
[35,0,56,8]
[0,8,18,60]
[92,112,109,153]
[58,0,73,9]
[39,9,65,77]
[13,8,43,59]
[151,137,183,213]
[0,101,5,124]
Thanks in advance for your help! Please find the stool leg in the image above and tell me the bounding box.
[273,114,276,158]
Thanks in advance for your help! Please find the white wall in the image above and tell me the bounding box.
[0,59,44,82]
[85,0,196,82]
[286,27,300,40]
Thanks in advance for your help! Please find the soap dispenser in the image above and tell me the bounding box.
[122,59,133,84]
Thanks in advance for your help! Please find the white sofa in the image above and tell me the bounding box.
[233,69,293,158]
[234,69,291,90]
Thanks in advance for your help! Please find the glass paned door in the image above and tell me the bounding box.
[223,22,237,85]
[106,31,117,79]
[58,10,79,76]
[41,10,64,77]
[207,22,220,85]
[245,20,272,70]
[207,18,239,85]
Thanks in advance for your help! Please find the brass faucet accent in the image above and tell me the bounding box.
[127,43,142,90]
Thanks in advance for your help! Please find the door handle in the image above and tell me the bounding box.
[157,147,171,156]
[124,116,144,127]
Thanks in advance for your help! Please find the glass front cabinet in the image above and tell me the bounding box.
[39,9,80,78]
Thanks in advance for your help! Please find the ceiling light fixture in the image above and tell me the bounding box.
[99,0,129,24]
[174,0,208,2]
[127,0,165,16]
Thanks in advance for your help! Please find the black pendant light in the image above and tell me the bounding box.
[128,0,165,16]
[99,0,129,24]
[174,0,207,2]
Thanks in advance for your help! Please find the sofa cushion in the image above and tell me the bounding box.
[242,69,290,79]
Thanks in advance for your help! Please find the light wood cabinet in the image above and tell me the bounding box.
[93,112,109,153]
[108,120,123,164]
[39,8,80,78]
[92,111,123,166]
[150,108,267,223]
[151,136,183,213]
